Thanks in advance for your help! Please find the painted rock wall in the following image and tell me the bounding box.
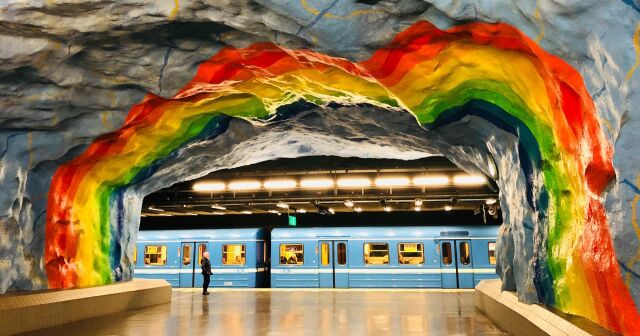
[0,0,638,333]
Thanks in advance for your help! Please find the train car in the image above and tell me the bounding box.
[134,228,267,288]
[270,226,499,289]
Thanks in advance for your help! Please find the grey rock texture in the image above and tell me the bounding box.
[0,0,638,331]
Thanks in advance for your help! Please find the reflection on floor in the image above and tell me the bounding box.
[23,289,507,335]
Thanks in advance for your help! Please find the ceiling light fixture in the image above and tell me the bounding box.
[374,176,410,187]
[211,204,226,210]
[212,212,225,215]
[240,210,253,215]
[276,201,289,209]
[485,198,497,205]
[414,198,423,207]
[336,177,371,188]
[413,175,450,186]
[414,206,421,212]
[453,174,487,186]
[264,179,297,189]
[444,205,453,211]
[383,206,392,212]
[228,180,261,191]
[295,208,307,213]
[344,199,354,207]
[268,209,280,215]
[193,181,226,192]
[328,208,335,214]
[354,206,363,213]
[300,178,334,188]
[148,206,164,212]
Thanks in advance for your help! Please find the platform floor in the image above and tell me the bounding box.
[23,289,507,335]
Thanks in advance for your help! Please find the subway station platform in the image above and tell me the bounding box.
[21,289,506,335]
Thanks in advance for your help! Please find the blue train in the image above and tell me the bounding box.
[134,225,498,289]
[135,229,267,288]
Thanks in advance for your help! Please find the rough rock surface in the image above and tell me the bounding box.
[0,0,638,332]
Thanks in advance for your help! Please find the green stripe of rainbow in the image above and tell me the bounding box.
[45,21,638,333]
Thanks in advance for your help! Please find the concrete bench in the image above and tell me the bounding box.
[0,279,171,335]
[475,280,618,336]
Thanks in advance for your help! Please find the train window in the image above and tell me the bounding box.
[198,244,207,265]
[488,242,496,265]
[223,244,246,265]
[337,243,347,265]
[442,242,452,265]
[398,243,424,264]
[364,243,389,264]
[182,244,191,265]
[280,244,304,265]
[144,245,167,266]
[320,243,330,265]
[459,242,471,265]
[133,246,137,265]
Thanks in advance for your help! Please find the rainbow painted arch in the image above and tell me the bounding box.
[45,21,638,332]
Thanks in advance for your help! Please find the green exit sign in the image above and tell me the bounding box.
[288,215,297,226]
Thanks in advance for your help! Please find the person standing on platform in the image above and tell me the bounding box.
[201,251,212,295]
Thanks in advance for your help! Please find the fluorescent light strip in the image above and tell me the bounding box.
[375,176,410,187]
[336,177,371,188]
[413,175,450,186]
[193,181,225,191]
[453,174,487,185]
[300,178,334,188]
[264,179,296,189]
[228,180,261,191]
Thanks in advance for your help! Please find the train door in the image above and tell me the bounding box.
[456,240,474,288]
[439,239,474,288]
[440,240,457,288]
[334,241,348,288]
[318,240,349,288]
[318,241,333,288]
[193,242,210,288]
[179,242,195,288]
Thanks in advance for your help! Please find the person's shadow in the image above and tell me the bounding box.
[202,295,209,315]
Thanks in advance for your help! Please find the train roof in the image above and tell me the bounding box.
[137,228,266,241]
[271,225,499,240]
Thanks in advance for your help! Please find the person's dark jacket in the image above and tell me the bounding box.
[201,257,212,275]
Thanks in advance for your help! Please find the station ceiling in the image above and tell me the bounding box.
[141,156,501,224]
